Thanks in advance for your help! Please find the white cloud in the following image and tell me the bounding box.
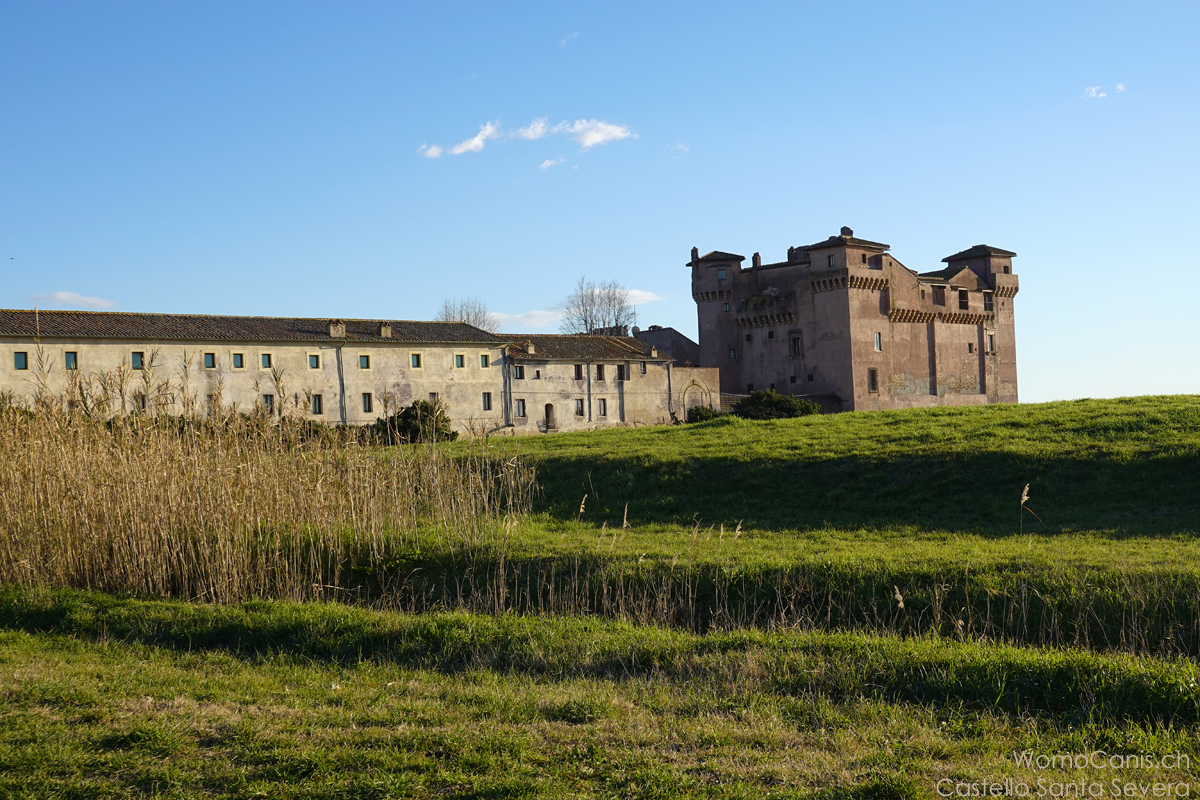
[560,32,579,46]
[626,289,663,306]
[417,144,443,159]
[1084,86,1108,99]
[515,118,548,140]
[1116,82,1126,92]
[449,121,501,155]
[494,308,563,330]
[674,143,689,152]
[539,157,565,170]
[552,119,635,150]
[31,291,114,310]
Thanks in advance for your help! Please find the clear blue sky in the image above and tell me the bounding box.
[2,1,1197,402]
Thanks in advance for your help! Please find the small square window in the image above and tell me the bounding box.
[598,398,607,416]
[745,333,752,342]
[874,332,882,352]
[311,394,323,415]
[1003,265,1010,274]
[131,351,144,370]
[482,392,492,411]
[767,330,774,339]
[639,362,646,375]
[14,352,28,370]
[308,354,320,369]
[722,303,730,312]
[203,352,216,369]
[574,364,584,381]
[261,353,273,369]
[65,352,78,370]
[362,393,373,413]
[455,354,464,368]
[807,373,814,382]
[232,353,244,369]
[412,354,422,368]
[867,368,879,393]
[513,365,525,379]
[596,364,605,381]
[790,375,797,384]
[359,355,370,370]
[575,399,585,416]
[428,392,437,403]
[747,383,754,392]
[262,394,275,414]
[515,399,526,418]
[717,269,726,280]
[729,348,737,360]
[480,354,489,368]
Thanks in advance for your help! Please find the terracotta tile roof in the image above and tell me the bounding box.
[0,309,500,344]
[917,265,981,284]
[504,334,670,361]
[942,244,1016,262]
[688,250,745,265]
[800,235,891,252]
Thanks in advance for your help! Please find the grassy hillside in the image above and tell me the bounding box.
[497,395,1200,535]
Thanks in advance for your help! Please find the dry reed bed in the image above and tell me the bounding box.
[0,406,534,603]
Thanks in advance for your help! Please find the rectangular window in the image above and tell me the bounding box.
[65,352,79,371]
[920,289,926,300]
[968,343,975,354]
[747,383,754,392]
[203,352,216,369]
[767,330,775,339]
[574,399,585,416]
[932,286,946,306]
[362,393,373,413]
[513,365,525,379]
[261,353,273,369]
[14,352,28,370]
[617,364,626,381]
[596,364,605,381]
[134,393,147,411]
[480,354,490,368]
[861,253,867,264]
[728,348,737,360]
[308,354,320,369]
[428,392,437,403]
[983,292,994,312]
[722,303,730,312]
[807,373,814,382]
[311,394,323,415]
[131,351,144,370]
[482,392,492,411]
[262,394,274,414]
[790,375,797,384]
[790,331,804,358]
[574,364,584,381]
[639,362,646,375]
[745,333,752,342]
[717,269,726,279]
[359,355,370,370]
[874,332,882,352]
[987,333,996,353]
[515,399,526,418]
[867,368,879,393]
[232,353,244,369]
[411,354,422,368]
[959,290,969,311]
[827,255,835,267]
[598,398,607,416]
[455,354,464,368]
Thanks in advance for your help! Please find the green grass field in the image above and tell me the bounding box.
[3,395,1199,797]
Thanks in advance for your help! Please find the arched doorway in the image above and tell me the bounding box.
[544,403,556,431]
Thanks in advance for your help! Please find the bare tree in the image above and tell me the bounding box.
[436,296,500,333]
[560,277,636,335]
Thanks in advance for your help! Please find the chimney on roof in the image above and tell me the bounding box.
[787,246,796,262]
[525,341,535,354]
[379,322,392,338]
[650,347,658,357]
[329,319,346,338]
[840,226,854,237]
[691,246,699,264]
[752,252,761,268]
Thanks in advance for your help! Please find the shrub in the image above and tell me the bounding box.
[369,399,459,445]
[731,390,820,420]
[686,405,724,424]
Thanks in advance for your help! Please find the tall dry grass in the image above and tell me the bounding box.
[0,400,535,604]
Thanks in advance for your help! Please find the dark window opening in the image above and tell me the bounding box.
[598,398,607,416]
[790,375,797,384]
[574,399,585,416]
[861,253,867,264]
[308,354,320,369]
[14,352,28,370]
[232,353,244,369]
[827,255,835,267]
[311,394,323,415]
[728,348,737,360]
[867,368,879,393]
[574,364,584,380]
[596,364,605,381]
[968,343,975,354]
[807,374,814,382]
[745,333,752,342]
[983,293,994,312]
[747,383,754,392]
[959,290,969,310]
[515,399,526,417]
[362,393,373,413]
[932,286,946,306]
[204,353,216,369]
[359,355,370,369]
[617,365,626,381]
[767,330,775,339]
[639,362,647,375]
[482,392,492,411]
[513,365,525,379]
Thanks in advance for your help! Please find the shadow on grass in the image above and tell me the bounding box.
[531,449,1200,537]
